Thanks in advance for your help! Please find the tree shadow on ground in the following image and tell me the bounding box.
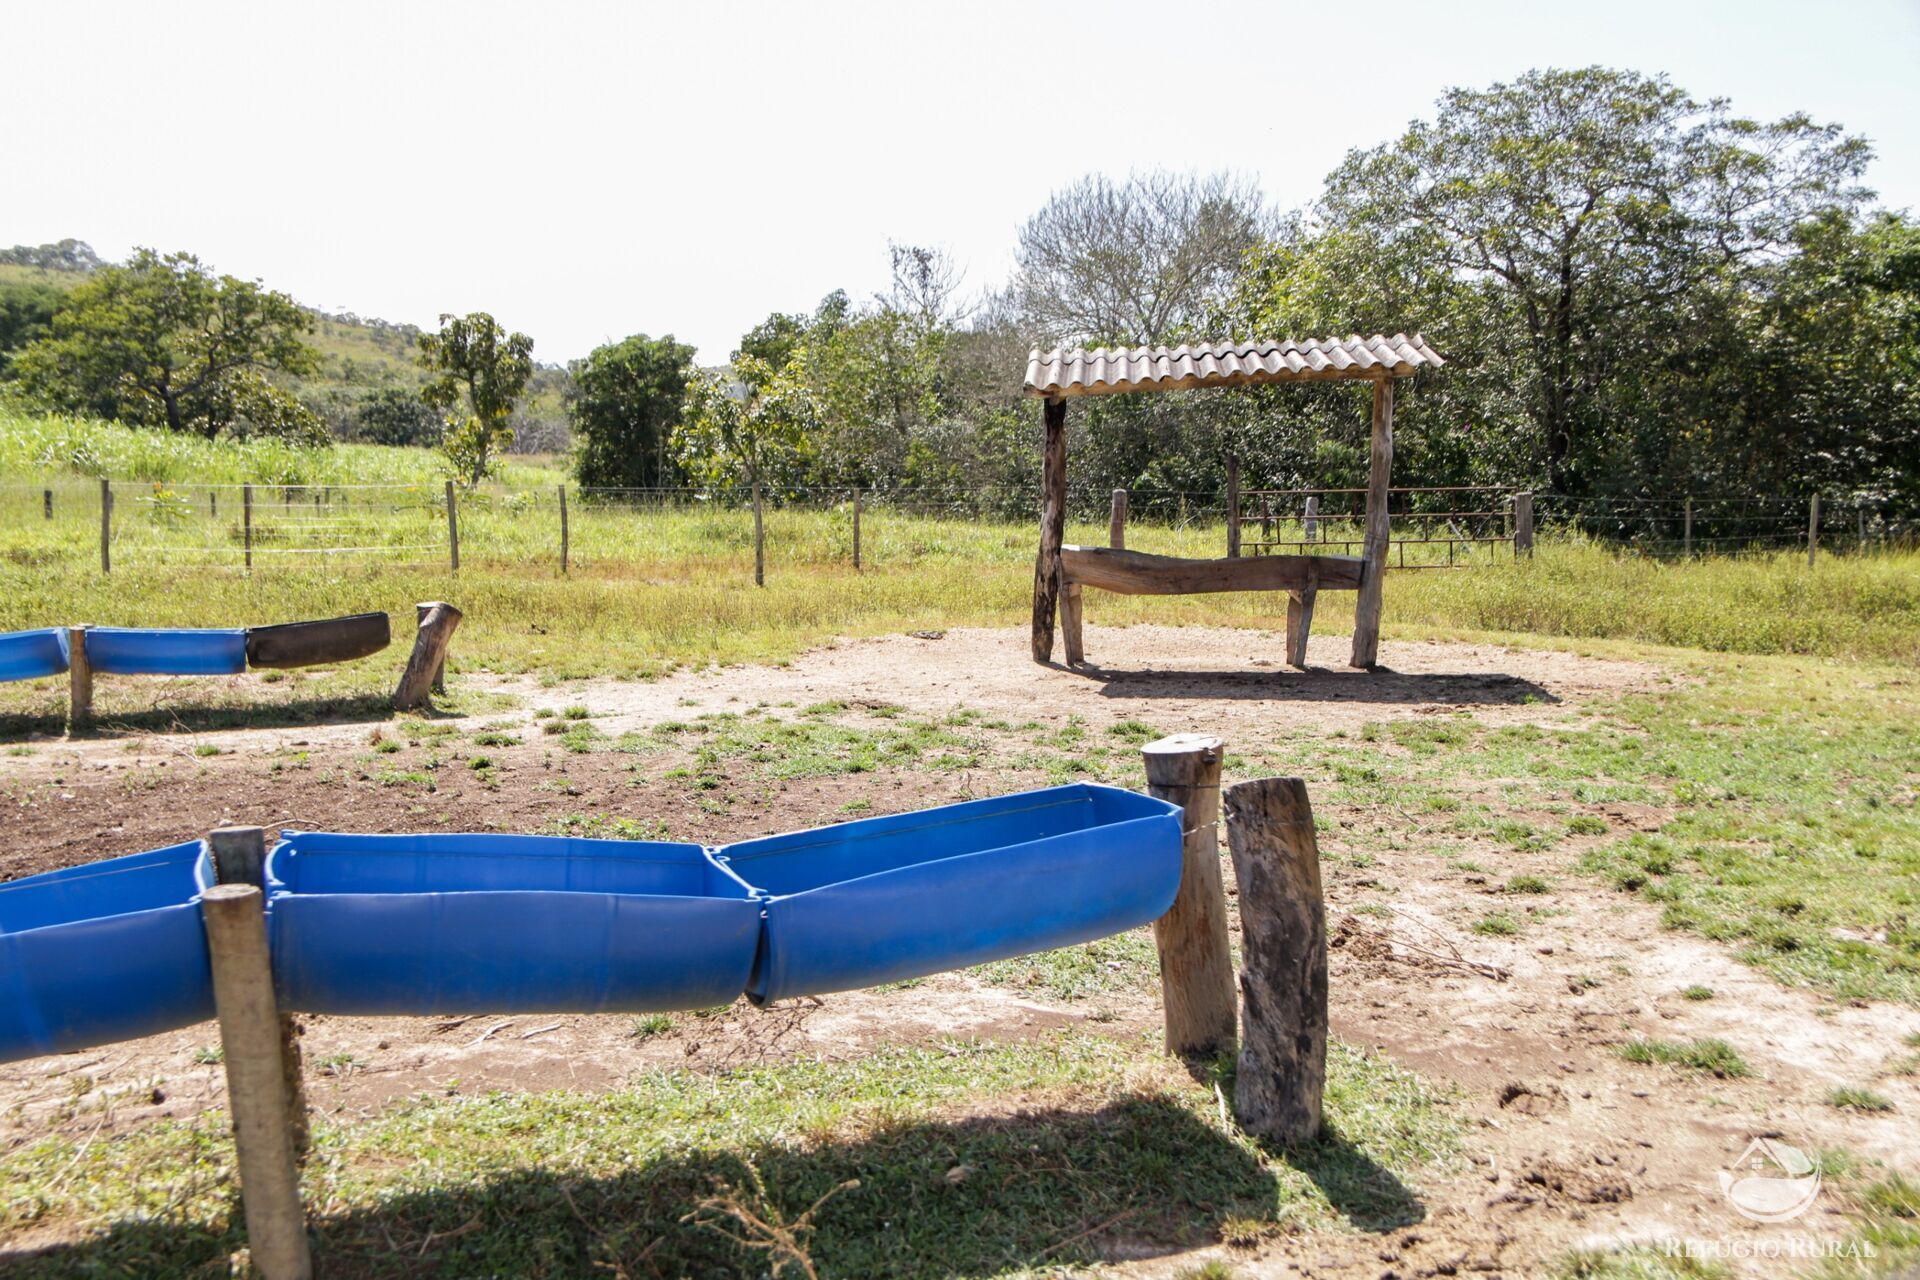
[3,1094,1425,1279]
[1073,664,1559,707]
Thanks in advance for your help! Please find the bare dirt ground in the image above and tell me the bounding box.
[3,625,1916,1277]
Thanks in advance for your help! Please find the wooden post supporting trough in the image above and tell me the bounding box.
[1142,734,1236,1059]
[67,625,92,732]
[1109,489,1127,550]
[1285,560,1319,669]
[394,601,462,710]
[1513,490,1534,559]
[1030,397,1068,662]
[201,881,313,1280]
[1350,378,1394,668]
[1223,777,1328,1145]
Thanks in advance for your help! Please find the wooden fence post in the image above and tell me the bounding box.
[1303,495,1319,544]
[1808,493,1820,568]
[751,477,765,586]
[201,881,313,1280]
[1223,777,1328,1145]
[853,489,862,570]
[1683,496,1693,558]
[445,480,460,573]
[210,489,217,518]
[1142,734,1237,1059]
[67,625,92,732]
[43,488,52,520]
[207,826,310,1161]
[243,484,254,571]
[1109,489,1128,550]
[558,484,569,575]
[99,478,111,574]
[1350,377,1394,668]
[1225,454,1241,558]
[394,601,462,709]
[1513,490,1534,560]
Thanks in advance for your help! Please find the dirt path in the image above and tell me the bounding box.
[2,626,1914,1277]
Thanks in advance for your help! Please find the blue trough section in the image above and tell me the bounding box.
[0,628,70,682]
[266,832,764,1015]
[0,842,214,1063]
[732,783,1183,1003]
[83,627,248,676]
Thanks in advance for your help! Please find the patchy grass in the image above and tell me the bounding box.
[1825,1086,1896,1113]
[1613,1037,1750,1078]
[1553,1246,1731,1278]
[975,928,1161,1000]
[0,1034,1456,1279]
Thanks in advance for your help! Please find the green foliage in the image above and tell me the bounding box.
[418,312,534,484]
[348,387,441,447]
[568,333,695,488]
[0,279,68,371]
[1613,1037,1750,1077]
[12,249,321,441]
[674,354,819,489]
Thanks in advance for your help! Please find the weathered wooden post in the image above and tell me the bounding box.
[1303,495,1319,544]
[210,489,217,518]
[413,603,446,696]
[558,484,569,575]
[1109,489,1127,550]
[445,480,460,573]
[243,484,254,571]
[1285,560,1319,669]
[67,625,92,732]
[1350,377,1394,667]
[1142,734,1237,1058]
[43,488,52,520]
[1223,777,1328,1145]
[1031,397,1068,663]
[751,477,765,586]
[99,478,111,575]
[1808,493,1820,568]
[1513,490,1534,560]
[200,878,313,1279]
[1683,496,1693,558]
[1225,454,1241,558]
[853,489,863,569]
[394,601,462,710]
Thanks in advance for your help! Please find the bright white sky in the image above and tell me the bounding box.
[6,0,1918,365]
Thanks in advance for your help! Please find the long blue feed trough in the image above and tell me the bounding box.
[0,842,215,1061]
[0,628,70,682]
[83,627,249,676]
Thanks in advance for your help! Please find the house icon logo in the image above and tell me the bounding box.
[1718,1137,1822,1223]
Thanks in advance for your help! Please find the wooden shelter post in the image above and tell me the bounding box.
[1030,396,1068,662]
[1350,376,1394,668]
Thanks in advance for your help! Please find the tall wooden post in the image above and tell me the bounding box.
[751,477,765,586]
[1223,777,1328,1145]
[67,625,92,732]
[1683,496,1693,558]
[210,489,217,518]
[445,480,460,572]
[852,489,862,569]
[1031,397,1067,663]
[1109,489,1127,550]
[1142,734,1236,1059]
[1807,493,1820,568]
[1225,454,1241,558]
[394,601,462,710]
[99,478,111,575]
[558,485,569,574]
[1513,490,1534,559]
[43,488,52,520]
[201,882,313,1279]
[243,484,254,571]
[1350,377,1394,668]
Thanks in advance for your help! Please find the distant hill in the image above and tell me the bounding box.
[0,242,569,453]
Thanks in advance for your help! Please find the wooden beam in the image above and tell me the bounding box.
[1142,734,1237,1059]
[1350,377,1394,668]
[1109,489,1127,550]
[1060,546,1361,596]
[1223,776,1328,1145]
[394,601,462,710]
[1031,397,1068,662]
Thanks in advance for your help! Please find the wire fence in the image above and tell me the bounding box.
[1,477,1913,576]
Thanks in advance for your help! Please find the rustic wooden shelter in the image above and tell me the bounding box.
[1024,334,1443,669]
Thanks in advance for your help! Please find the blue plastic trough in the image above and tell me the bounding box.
[0,627,70,682]
[731,783,1183,1003]
[0,842,214,1063]
[265,832,763,1015]
[83,627,248,676]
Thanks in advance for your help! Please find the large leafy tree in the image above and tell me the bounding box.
[0,279,68,374]
[568,333,696,488]
[672,354,818,493]
[418,312,534,484]
[13,249,321,438]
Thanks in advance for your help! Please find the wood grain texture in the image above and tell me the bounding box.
[1109,489,1128,550]
[1226,453,1241,558]
[444,480,460,573]
[393,601,462,710]
[1514,491,1534,559]
[1142,734,1237,1059]
[1060,583,1085,666]
[1285,560,1320,668]
[1224,776,1327,1145]
[1350,377,1394,668]
[1061,546,1361,596]
[1030,397,1068,662]
[66,624,92,732]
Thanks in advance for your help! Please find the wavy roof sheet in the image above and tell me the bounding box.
[1023,334,1443,399]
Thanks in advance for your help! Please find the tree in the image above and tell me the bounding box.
[0,239,104,272]
[350,387,443,447]
[1312,67,1871,491]
[0,279,68,375]
[672,354,818,492]
[1010,170,1272,345]
[418,312,534,483]
[568,333,696,488]
[13,249,321,438]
